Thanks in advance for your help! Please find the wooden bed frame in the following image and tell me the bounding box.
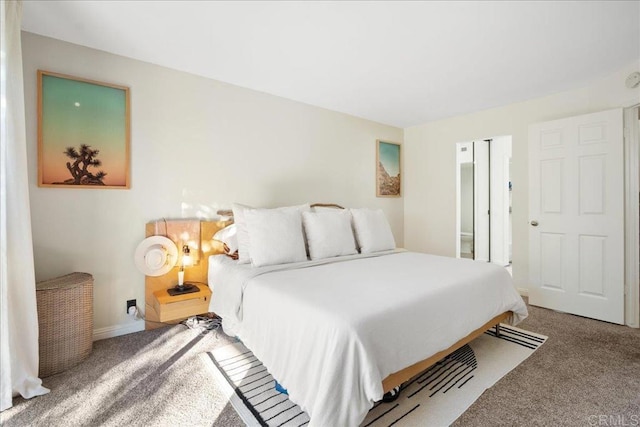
[382,311,511,393]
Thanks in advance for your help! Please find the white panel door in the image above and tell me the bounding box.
[529,108,624,324]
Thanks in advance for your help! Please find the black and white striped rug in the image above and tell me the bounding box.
[205,325,546,427]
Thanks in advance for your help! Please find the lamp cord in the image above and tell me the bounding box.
[153,217,170,237]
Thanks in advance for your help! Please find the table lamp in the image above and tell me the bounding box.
[168,244,199,295]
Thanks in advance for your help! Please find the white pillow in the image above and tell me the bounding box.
[302,210,358,260]
[212,223,238,254]
[232,203,253,264]
[244,208,308,267]
[350,208,396,253]
[233,203,311,264]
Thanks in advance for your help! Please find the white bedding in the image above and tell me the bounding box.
[208,251,528,427]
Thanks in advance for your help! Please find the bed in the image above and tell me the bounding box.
[208,204,528,426]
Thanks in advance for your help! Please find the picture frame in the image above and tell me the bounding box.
[376,139,401,197]
[38,70,131,189]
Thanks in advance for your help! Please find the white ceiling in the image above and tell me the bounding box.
[21,1,640,128]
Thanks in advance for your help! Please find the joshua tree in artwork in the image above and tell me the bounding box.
[58,144,107,185]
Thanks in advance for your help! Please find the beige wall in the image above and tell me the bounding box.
[21,32,404,338]
[404,61,640,291]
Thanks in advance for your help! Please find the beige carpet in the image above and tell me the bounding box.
[1,303,639,426]
[453,304,640,426]
[1,324,241,427]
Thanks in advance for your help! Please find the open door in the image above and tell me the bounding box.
[528,108,624,324]
[474,140,490,262]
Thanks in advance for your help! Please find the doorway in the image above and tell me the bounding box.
[456,136,512,268]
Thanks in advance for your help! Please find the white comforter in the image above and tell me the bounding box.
[208,251,528,427]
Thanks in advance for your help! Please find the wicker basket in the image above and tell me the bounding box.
[36,272,94,377]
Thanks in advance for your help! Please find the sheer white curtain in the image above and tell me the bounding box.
[1,0,50,411]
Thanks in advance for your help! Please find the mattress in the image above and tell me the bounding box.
[208,251,528,426]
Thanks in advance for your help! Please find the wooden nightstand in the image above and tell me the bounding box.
[152,283,211,322]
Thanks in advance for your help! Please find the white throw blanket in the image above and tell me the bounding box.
[209,251,528,427]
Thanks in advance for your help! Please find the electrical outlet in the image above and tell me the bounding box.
[126,299,136,314]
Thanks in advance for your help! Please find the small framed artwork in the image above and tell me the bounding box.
[376,139,401,197]
[38,70,130,189]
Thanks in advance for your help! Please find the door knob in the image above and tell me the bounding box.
[530,220,539,227]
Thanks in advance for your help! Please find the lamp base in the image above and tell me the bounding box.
[167,283,200,296]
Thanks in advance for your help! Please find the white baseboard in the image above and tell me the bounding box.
[93,322,145,341]
[517,288,529,298]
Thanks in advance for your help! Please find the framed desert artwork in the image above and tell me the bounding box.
[38,70,130,189]
[376,139,401,197]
